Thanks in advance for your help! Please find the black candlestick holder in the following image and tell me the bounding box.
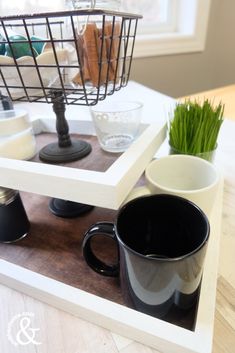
[49,198,93,218]
[39,90,93,218]
[39,90,91,163]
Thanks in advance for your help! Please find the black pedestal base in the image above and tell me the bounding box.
[39,140,92,163]
[49,198,94,218]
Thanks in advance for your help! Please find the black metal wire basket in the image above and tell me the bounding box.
[0,9,142,106]
[0,9,142,216]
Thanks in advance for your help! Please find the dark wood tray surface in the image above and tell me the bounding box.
[0,133,198,331]
[32,132,122,172]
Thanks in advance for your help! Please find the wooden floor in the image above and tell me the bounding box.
[0,85,235,353]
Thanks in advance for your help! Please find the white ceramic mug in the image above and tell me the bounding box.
[125,154,220,217]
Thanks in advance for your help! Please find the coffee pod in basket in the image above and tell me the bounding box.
[72,21,121,87]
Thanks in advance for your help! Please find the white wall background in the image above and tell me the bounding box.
[130,0,235,97]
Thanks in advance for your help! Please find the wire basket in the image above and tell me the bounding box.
[0,9,142,106]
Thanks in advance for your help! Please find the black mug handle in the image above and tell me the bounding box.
[82,222,119,277]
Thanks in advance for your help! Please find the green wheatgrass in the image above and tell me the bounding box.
[169,99,224,154]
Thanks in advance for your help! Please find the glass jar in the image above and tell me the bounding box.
[169,144,217,163]
[68,0,121,11]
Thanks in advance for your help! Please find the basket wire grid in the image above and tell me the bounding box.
[0,9,142,214]
[0,9,142,106]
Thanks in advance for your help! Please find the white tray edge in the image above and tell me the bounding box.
[0,118,166,210]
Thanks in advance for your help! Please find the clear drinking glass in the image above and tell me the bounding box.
[91,100,143,153]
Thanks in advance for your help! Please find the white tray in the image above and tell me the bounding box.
[0,117,166,210]
[0,177,223,353]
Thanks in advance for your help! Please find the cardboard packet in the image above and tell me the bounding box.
[72,21,121,88]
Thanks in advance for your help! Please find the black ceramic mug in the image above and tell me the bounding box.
[82,194,210,318]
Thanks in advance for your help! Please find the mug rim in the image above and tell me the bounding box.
[115,193,210,262]
[146,154,219,195]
